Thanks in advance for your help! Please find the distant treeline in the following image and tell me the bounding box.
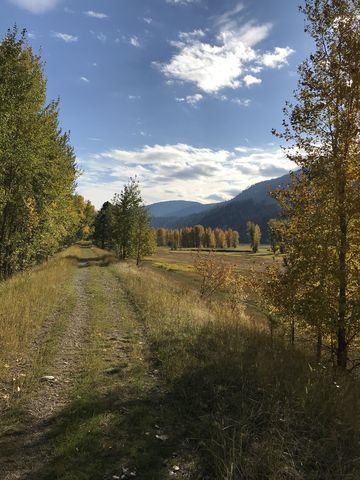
[156,226,240,249]
[0,28,95,279]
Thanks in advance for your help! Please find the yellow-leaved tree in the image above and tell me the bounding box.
[267,0,359,369]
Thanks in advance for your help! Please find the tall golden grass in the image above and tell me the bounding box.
[113,262,360,479]
[0,246,81,379]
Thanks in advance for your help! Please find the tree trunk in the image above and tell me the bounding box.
[337,174,348,369]
[290,318,295,346]
[316,326,322,361]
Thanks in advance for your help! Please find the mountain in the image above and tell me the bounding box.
[147,200,212,218]
[149,172,293,242]
[230,173,292,205]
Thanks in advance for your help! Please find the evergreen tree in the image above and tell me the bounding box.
[94,202,113,249]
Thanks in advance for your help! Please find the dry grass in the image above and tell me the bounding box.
[0,245,82,379]
[113,262,360,480]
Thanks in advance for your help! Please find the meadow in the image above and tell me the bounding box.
[0,245,359,479]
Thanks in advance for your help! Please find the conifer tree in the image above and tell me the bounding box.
[94,202,113,249]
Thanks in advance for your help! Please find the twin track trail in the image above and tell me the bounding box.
[0,247,194,480]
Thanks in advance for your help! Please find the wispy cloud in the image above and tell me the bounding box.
[231,97,251,107]
[176,93,203,106]
[80,76,90,83]
[10,0,59,14]
[77,143,295,207]
[92,32,107,43]
[52,32,78,43]
[166,0,198,4]
[84,10,108,19]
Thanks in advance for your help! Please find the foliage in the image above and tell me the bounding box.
[247,221,261,253]
[0,27,79,278]
[194,250,234,299]
[93,201,113,249]
[155,226,240,249]
[94,178,154,264]
[72,195,97,241]
[268,0,360,368]
[267,218,285,254]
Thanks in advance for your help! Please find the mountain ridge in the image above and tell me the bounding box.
[148,172,293,242]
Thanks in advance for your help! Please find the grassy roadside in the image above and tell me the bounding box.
[0,246,85,386]
[113,262,360,480]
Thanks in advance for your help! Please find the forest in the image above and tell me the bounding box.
[0,1,359,479]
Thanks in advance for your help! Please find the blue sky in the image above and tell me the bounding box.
[1,0,312,207]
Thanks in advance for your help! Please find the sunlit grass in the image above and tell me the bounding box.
[113,262,360,479]
[0,245,82,380]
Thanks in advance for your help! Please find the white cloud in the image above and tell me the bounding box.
[10,0,59,13]
[52,32,78,43]
[144,17,153,24]
[243,74,262,86]
[129,95,141,100]
[84,10,108,19]
[77,143,296,208]
[156,5,294,94]
[261,46,295,68]
[130,36,141,47]
[176,93,203,105]
[157,30,257,93]
[178,29,206,41]
[80,76,90,83]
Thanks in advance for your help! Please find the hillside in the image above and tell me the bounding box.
[147,200,211,218]
[150,172,293,241]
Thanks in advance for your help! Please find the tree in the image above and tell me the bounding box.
[268,218,284,255]
[270,0,359,368]
[194,251,234,300]
[226,228,233,248]
[112,177,142,259]
[94,202,113,249]
[156,228,167,247]
[194,224,205,248]
[247,222,261,253]
[111,177,155,264]
[231,230,240,248]
[132,204,155,265]
[0,27,78,278]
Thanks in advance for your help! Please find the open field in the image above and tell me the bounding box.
[0,245,359,479]
[143,246,282,324]
[146,245,280,277]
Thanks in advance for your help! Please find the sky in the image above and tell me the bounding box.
[1,0,313,208]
